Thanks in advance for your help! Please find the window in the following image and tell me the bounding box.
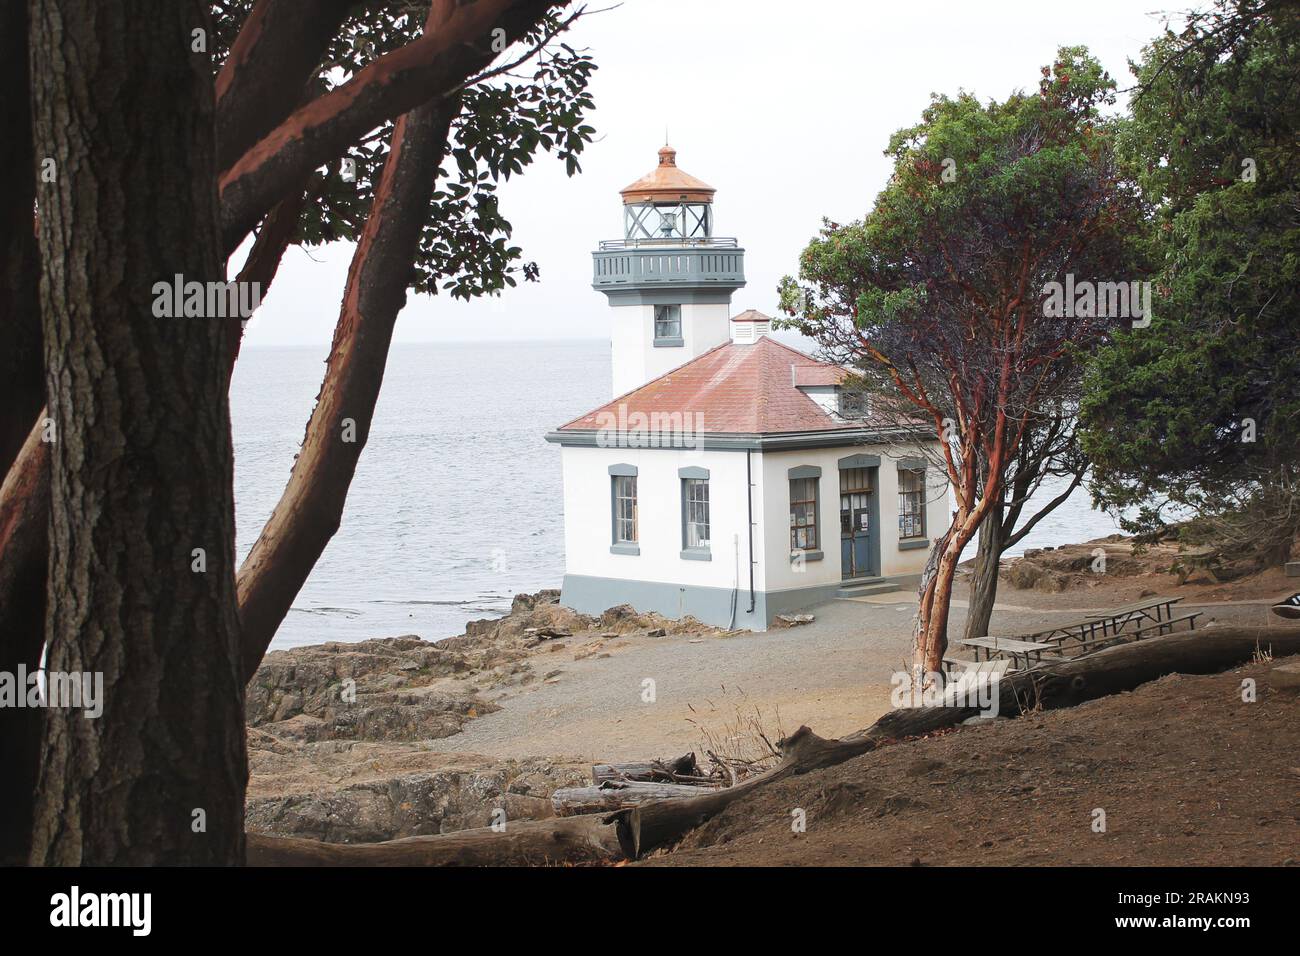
[899,468,926,539]
[838,388,869,419]
[613,475,638,544]
[682,478,710,552]
[654,304,682,343]
[789,477,819,551]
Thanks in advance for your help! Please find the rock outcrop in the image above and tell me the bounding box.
[246,590,730,843]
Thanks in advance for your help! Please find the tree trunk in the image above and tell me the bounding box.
[913,509,980,679]
[236,97,455,681]
[28,0,246,865]
[963,506,1005,643]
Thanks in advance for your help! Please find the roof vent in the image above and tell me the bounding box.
[730,309,771,344]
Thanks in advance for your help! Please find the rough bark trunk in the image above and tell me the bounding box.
[963,506,1005,643]
[236,98,455,681]
[28,0,246,865]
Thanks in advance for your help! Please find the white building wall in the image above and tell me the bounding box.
[758,444,952,597]
[609,301,731,397]
[560,444,752,591]
[558,440,950,628]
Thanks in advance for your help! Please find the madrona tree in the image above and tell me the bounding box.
[1080,0,1300,567]
[0,0,596,864]
[780,48,1145,679]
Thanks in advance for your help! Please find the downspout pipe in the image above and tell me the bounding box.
[746,449,756,614]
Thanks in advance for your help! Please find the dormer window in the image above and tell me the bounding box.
[838,388,869,419]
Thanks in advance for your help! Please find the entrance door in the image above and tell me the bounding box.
[840,466,878,580]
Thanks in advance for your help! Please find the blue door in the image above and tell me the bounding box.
[839,467,878,579]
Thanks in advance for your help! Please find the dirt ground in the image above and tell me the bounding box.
[434,538,1293,764]
[644,653,1300,867]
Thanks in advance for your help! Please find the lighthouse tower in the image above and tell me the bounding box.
[592,145,746,396]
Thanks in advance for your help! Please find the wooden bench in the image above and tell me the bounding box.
[1127,611,1200,638]
[959,636,1061,668]
[1071,611,1201,653]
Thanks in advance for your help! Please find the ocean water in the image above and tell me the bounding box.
[230,339,1120,650]
[231,340,609,651]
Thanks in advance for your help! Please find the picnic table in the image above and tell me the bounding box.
[1084,595,1182,633]
[1016,614,1114,648]
[1018,596,1187,649]
[958,636,1061,669]
[953,596,1201,673]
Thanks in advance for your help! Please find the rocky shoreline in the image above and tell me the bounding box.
[246,590,728,843]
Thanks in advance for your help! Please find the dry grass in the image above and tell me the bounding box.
[685,685,786,787]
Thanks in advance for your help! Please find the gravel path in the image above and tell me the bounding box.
[437,586,1272,764]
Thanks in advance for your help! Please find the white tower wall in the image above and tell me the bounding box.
[610,300,732,397]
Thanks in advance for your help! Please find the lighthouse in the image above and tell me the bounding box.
[548,142,949,632]
[591,145,746,396]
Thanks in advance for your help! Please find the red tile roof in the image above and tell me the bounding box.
[559,336,866,436]
[792,364,846,387]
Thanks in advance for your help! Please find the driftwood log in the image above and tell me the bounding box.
[248,625,1300,865]
[592,753,700,784]
[553,780,717,816]
[247,814,631,867]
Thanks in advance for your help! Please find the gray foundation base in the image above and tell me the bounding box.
[560,574,916,631]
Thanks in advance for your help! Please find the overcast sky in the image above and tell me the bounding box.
[235,0,1175,349]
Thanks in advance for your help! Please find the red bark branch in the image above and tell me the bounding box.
[219,0,564,254]
[235,96,459,681]
[226,175,322,370]
[0,417,50,863]
[216,0,356,174]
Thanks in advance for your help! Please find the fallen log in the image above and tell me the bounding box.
[553,780,719,816]
[592,753,700,784]
[247,814,631,867]
[246,625,1300,865]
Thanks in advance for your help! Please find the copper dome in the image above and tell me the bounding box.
[619,145,716,205]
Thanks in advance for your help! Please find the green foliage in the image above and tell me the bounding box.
[211,1,597,299]
[781,47,1145,449]
[1079,0,1300,555]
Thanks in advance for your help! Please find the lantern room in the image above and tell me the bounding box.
[593,143,746,397]
[619,145,716,242]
